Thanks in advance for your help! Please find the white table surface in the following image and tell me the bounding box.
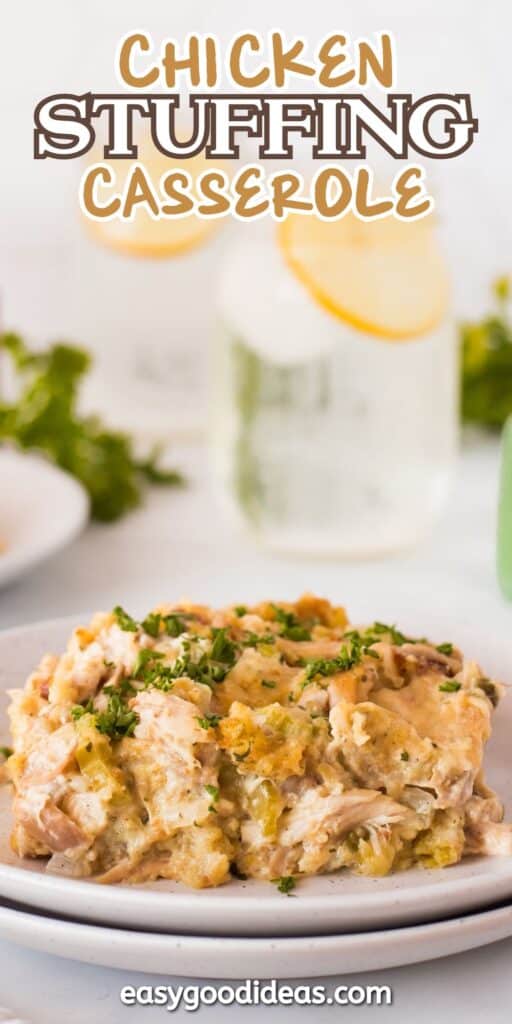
[1,435,512,1022]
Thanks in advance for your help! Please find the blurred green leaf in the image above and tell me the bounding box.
[0,332,184,521]
[461,277,512,429]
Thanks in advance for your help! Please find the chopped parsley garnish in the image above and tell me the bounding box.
[104,678,136,699]
[242,631,276,648]
[261,679,276,689]
[71,620,240,742]
[210,628,237,667]
[350,622,417,648]
[162,628,239,687]
[400,750,410,762]
[163,613,188,638]
[0,746,13,760]
[302,622,434,686]
[71,691,137,740]
[372,622,410,645]
[132,648,164,677]
[303,636,363,683]
[439,680,462,693]
[118,607,190,640]
[130,650,174,692]
[301,621,424,685]
[95,692,138,739]
[271,605,312,642]
[145,632,234,690]
[141,612,163,638]
[71,701,94,720]
[205,783,219,812]
[131,631,237,694]
[234,605,247,617]
[141,611,187,639]
[284,625,311,642]
[272,875,296,895]
[196,713,222,729]
[436,643,454,656]
[113,606,139,632]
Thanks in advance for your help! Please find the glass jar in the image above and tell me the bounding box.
[211,225,458,557]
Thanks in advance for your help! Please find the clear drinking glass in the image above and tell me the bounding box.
[211,221,458,557]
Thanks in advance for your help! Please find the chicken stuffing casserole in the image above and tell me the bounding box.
[4,595,511,889]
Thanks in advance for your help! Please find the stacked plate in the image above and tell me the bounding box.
[1,619,512,978]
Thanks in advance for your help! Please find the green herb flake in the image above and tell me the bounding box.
[365,622,410,646]
[71,701,94,721]
[439,681,462,693]
[0,746,13,760]
[163,613,188,638]
[71,690,138,740]
[261,679,276,689]
[271,604,312,642]
[141,612,163,638]
[205,783,219,813]
[113,606,139,633]
[436,643,454,656]
[96,693,138,740]
[400,750,410,762]
[272,875,296,896]
[210,628,237,666]
[131,648,164,679]
[142,630,236,692]
[303,636,363,684]
[242,631,276,649]
[234,605,247,617]
[196,714,222,730]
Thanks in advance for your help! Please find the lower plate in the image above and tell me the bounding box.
[0,898,512,978]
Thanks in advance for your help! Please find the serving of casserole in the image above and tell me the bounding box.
[4,595,511,889]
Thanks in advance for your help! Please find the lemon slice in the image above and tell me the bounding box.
[278,213,449,340]
[84,148,220,259]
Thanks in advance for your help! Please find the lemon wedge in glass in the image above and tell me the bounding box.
[278,212,449,340]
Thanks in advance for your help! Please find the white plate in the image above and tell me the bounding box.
[1,896,512,978]
[1,616,512,937]
[0,450,88,588]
